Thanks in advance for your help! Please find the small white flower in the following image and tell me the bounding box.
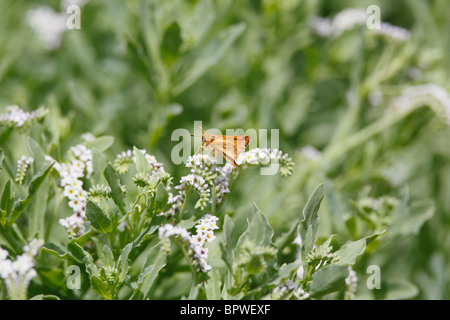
[81,132,95,142]
[27,6,67,50]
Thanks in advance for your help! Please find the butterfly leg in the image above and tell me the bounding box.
[194,144,207,155]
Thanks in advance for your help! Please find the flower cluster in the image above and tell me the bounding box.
[46,143,93,237]
[235,148,294,177]
[88,184,112,203]
[15,155,34,184]
[309,8,411,42]
[390,84,450,125]
[236,240,277,275]
[265,281,310,300]
[0,239,44,300]
[114,148,162,174]
[172,154,231,211]
[344,266,358,300]
[306,243,339,271]
[26,1,89,50]
[0,105,48,129]
[26,6,67,50]
[158,214,219,272]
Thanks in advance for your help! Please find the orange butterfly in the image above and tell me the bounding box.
[194,127,251,167]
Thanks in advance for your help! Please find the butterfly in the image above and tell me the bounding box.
[194,126,251,167]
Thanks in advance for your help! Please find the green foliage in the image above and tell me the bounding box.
[0,0,449,300]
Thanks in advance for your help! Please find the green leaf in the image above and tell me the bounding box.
[1,179,14,217]
[336,229,385,266]
[117,243,133,283]
[390,199,434,238]
[131,243,167,300]
[41,242,81,263]
[309,265,348,298]
[102,245,115,269]
[298,184,324,262]
[91,275,113,300]
[155,182,169,210]
[28,138,50,238]
[28,137,47,170]
[85,200,113,233]
[335,239,366,266]
[133,146,152,174]
[75,243,113,300]
[91,148,108,186]
[132,215,167,248]
[85,136,114,152]
[104,163,127,215]
[173,22,246,95]
[383,278,419,300]
[0,209,6,227]
[236,203,274,252]
[8,162,54,227]
[205,266,222,300]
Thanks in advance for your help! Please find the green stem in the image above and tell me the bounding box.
[176,240,199,299]
[177,187,192,223]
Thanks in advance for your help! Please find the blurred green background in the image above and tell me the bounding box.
[1,0,450,299]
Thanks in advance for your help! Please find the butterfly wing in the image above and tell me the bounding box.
[211,135,251,167]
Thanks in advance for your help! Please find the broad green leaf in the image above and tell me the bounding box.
[85,200,113,233]
[268,261,301,287]
[390,199,434,238]
[85,136,114,152]
[133,146,152,174]
[117,243,133,283]
[91,275,113,300]
[28,138,50,237]
[309,265,348,298]
[132,215,167,248]
[383,278,419,300]
[336,230,385,266]
[223,214,235,251]
[76,243,113,299]
[298,184,324,262]
[102,245,115,269]
[335,239,366,266]
[41,242,81,263]
[104,163,127,215]
[173,22,246,95]
[155,182,169,210]
[131,243,167,300]
[274,220,300,252]
[205,265,222,300]
[28,137,47,170]
[91,148,108,186]
[8,162,54,226]
[236,203,274,252]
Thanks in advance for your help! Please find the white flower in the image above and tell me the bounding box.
[81,132,95,142]
[0,106,48,128]
[390,84,450,125]
[203,230,216,243]
[300,146,322,161]
[158,214,219,273]
[59,214,86,237]
[0,239,42,299]
[310,8,410,42]
[26,6,67,50]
